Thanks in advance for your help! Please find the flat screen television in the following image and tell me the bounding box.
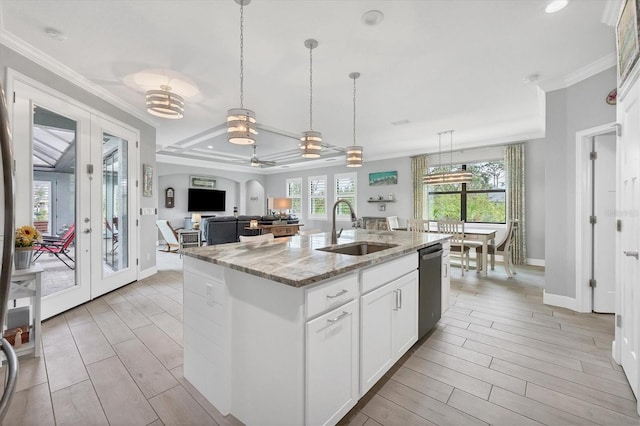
[188,188,226,212]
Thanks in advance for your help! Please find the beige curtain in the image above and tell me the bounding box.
[411,155,429,219]
[505,144,526,264]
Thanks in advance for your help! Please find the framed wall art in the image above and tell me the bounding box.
[142,164,153,197]
[190,175,217,189]
[617,0,640,86]
[368,171,397,186]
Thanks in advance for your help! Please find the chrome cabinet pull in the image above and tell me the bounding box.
[398,288,402,309]
[624,251,639,259]
[392,290,399,311]
[327,311,349,323]
[326,289,348,299]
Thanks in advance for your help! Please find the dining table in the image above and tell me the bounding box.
[461,228,497,277]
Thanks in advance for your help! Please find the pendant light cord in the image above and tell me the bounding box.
[239,3,245,108]
[309,45,313,129]
[352,76,357,146]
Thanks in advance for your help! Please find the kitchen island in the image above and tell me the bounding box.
[182,229,449,426]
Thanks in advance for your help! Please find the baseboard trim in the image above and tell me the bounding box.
[526,258,545,267]
[543,290,578,311]
[139,266,157,280]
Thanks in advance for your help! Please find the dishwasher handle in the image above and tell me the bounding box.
[421,249,443,261]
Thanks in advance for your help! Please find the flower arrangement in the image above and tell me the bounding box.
[15,225,42,248]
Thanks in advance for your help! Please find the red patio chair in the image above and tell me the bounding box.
[33,224,76,269]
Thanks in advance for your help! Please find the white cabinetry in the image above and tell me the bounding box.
[360,260,418,395]
[306,299,359,426]
[441,240,451,314]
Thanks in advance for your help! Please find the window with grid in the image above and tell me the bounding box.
[286,178,302,216]
[427,160,506,224]
[308,175,327,219]
[335,173,357,220]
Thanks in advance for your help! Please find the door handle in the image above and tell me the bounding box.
[624,251,639,259]
[83,228,92,234]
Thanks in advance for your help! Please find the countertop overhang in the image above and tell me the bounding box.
[183,229,450,287]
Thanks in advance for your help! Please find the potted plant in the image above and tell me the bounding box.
[14,225,42,270]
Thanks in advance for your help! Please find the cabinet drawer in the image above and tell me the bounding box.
[306,273,358,319]
[361,252,417,294]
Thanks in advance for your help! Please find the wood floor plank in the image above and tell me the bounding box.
[377,379,487,426]
[402,354,492,400]
[337,410,369,426]
[441,324,584,371]
[443,310,493,328]
[387,366,454,403]
[412,345,526,395]
[489,386,599,426]
[581,360,630,384]
[437,315,470,329]
[526,382,640,425]
[446,389,542,426]
[359,394,436,426]
[429,328,466,347]
[490,321,605,350]
[421,335,492,367]
[491,358,639,417]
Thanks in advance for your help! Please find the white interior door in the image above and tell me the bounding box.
[592,134,616,313]
[90,116,138,298]
[618,89,640,399]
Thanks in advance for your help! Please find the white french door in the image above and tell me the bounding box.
[10,72,138,319]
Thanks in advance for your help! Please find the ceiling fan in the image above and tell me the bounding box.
[248,145,276,167]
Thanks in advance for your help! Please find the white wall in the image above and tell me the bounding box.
[544,66,616,299]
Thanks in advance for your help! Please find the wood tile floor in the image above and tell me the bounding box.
[2,255,639,425]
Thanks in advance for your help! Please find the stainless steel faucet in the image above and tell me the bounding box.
[331,199,357,244]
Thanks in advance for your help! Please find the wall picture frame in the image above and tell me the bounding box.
[190,175,216,189]
[368,171,398,186]
[616,0,640,87]
[142,164,153,197]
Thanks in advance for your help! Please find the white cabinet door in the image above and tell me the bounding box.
[392,271,418,358]
[360,283,395,395]
[306,299,359,426]
[360,271,419,396]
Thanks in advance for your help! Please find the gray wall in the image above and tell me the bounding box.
[1,44,158,272]
[265,157,413,232]
[544,66,616,298]
[156,162,265,229]
[525,139,545,261]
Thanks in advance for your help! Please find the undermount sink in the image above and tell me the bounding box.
[317,241,398,256]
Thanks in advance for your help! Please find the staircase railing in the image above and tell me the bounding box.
[0,81,19,421]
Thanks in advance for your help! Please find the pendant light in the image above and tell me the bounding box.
[423,130,473,185]
[227,0,257,145]
[300,39,322,158]
[146,85,184,119]
[346,72,363,167]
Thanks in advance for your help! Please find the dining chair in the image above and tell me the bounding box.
[406,219,429,232]
[239,233,275,242]
[156,220,180,252]
[386,216,400,231]
[475,219,518,278]
[437,220,470,276]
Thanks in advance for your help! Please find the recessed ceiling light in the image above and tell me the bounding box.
[45,27,67,41]
[545,0,568,13]
[362,10,384,26]
[207,145,213,149]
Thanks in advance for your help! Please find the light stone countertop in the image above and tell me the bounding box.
[182,229,450,287]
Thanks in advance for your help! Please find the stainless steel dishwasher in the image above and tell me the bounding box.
[418,243,443,339]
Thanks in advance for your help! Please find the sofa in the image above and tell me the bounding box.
[203,215,261,245]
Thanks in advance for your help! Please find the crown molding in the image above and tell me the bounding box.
[537,53,616,92]
[0,28,157,127]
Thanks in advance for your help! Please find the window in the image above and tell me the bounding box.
[33,180,51,234]
[286,178,302,216]
[335,173,357,220]
[308,176,327,219]
[427,160,506,223]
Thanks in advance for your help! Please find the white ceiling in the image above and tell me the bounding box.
[0,0,618,172]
